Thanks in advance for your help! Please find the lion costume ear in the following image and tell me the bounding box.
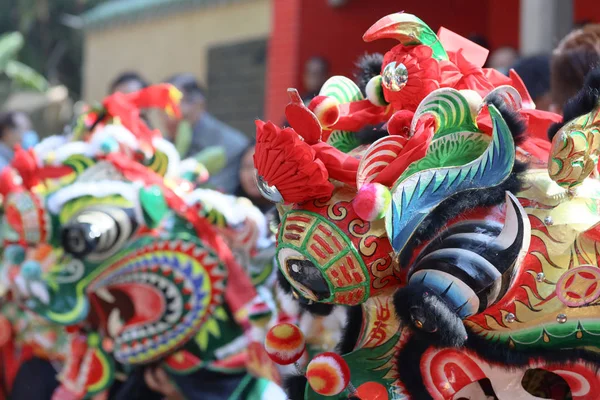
[547,68,600,190]
[548,67,600,141]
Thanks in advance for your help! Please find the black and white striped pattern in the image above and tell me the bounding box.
[61,207,136,261]
[408,192,530,317]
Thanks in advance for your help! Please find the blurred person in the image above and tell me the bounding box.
[0,111,36,169]
[488,46,519,74]
[163,74,249,194]
[512,54,553,111]
[574,20,592,30]
[467,33,490,50]
[551,24,600,113]
[236,144,272,212]
[108,71,149,94]
[302,56,330,104]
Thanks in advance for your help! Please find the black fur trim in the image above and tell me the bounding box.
[548,67,600,141]
[394,336,434,399]
[354,53,384,95]
[393,285,467,348]
[277,269,292,294]
[299,301,335,316]
[277,270,335,316]
[356,124,388,145]
[284,374,307,400]
[485,94,527,146]
[399,161,527,267]
[337,306,363,354]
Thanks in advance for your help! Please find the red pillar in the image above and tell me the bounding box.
[486,0,520,50]
[264,0,522,124]
[264,0,302,123]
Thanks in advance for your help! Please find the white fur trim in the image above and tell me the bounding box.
[47,180,140,222]
[50,142,96,165]
[89,124,139,153]
[179,158,200,175]
[260,382,287,400]
[34,135,68,166]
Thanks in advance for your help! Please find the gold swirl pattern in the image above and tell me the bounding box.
[349,219,377,257]
[327,201,348,221]
[370,257,396,289]
[467,170,600,343]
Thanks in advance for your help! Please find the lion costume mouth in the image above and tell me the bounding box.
[82,239,226,365]
[89,280,172,340]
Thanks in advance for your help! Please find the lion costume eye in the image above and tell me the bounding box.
[278,248,331,302]
[61,207,136,261]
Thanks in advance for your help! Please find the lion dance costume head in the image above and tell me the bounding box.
[0,85,282,399]
[256,12,600,400]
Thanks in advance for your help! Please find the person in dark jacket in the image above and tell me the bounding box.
[163,74,249,194]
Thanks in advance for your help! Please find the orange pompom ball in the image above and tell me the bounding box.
[264,323,306,365]
[306,352,351,396]
[308,96,340,128]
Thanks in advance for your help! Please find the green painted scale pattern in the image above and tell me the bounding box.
[321,76,364,153]
[402,90,490,179]
[387,102,515,256]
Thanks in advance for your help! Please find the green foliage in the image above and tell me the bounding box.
[5,60,48,91]
[0,32,24,69]
[0,31,47,92]
[0,0,107,98]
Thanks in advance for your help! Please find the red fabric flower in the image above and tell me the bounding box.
[102,84,180,150]
[312,142,359,186]
[254,120,334,203]
[330,99,392,132]
[382,45,440,111]
[440,49,512,96]
[519,137,551,163]
[519,108,562,141]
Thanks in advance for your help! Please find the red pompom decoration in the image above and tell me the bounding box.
[352,183,391,221]
[11,146,40,190]
[0,167,22,198]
